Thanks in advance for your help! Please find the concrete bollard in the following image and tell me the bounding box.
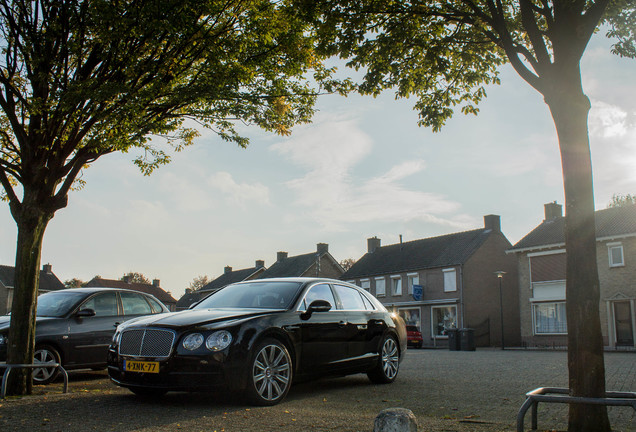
[373,408,418,432]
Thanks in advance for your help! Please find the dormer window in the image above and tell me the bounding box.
[608,243,625,267]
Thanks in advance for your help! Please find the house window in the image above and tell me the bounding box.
[360,279,370,291]
[375,277,386,297]
[533,302,567,334]
[391,275,402,296]
[431,305,457,337]
[609,243,625,267]
[407,273,419,295]
[443,268,457,292]
[398,307,422,330]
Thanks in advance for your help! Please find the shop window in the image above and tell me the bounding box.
[431,305,457,337]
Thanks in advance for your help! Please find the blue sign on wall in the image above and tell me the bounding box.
[412,284,423,301]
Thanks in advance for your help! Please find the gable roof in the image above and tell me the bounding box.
[257,251,337,279]
[341,228,494,280]
[0,264,65,291]
[509,204,636,253]
[199,265,266,292]
[84,277,177,305]
[175,291,205,310]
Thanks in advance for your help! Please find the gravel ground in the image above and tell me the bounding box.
[1,349,635,432]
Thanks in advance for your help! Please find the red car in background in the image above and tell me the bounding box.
[406,325,423,348]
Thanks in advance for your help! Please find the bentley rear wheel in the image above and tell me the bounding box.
[367,335,400,384]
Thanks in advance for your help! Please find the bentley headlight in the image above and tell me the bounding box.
[206,330,232,351]
[182,333,204,351]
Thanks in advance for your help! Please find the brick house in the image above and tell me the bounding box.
[176,260,267,310]
[84,276,178,311]
[342,215,520,348]
[508,202,636,349]
[0,263,65,314]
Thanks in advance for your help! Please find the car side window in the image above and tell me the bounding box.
[146,296,165,313]
[121,292,153,315]
[82,292,118,317]
[300,283,336,311]
[334,285,367,311]
[360,294,376,311]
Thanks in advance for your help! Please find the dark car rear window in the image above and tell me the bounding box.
[406,325,420,332]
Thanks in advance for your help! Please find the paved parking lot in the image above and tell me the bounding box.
[1,348,634,431]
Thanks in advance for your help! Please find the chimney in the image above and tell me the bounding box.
[153,279,160,287]
[255,260,265,268]
[544,201,563,220]
[42,263,52,274]
[484,215,501,233]
[224,266,232,274]
[123,275,131,284]
[317,243,329,255]
[277,251,288,262]
[367,237,381,253]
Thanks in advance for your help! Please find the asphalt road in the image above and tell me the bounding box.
[1,348,635,431]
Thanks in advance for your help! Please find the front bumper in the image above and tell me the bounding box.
[107,348,247,393]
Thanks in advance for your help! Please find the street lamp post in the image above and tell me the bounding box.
[495,271,506,350]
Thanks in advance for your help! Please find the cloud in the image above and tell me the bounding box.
[271,114,467,231]
[207,171,270,208]
[589,100,630,138]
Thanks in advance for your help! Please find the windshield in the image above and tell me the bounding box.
[195,281,303,310]
[37,291,87,317]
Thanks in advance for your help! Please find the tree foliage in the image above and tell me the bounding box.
[120,272,151,284]
[299,1,635,431]
[189,275,210,291]
[63,277,84,288]
[339,258,356,272]
[0,0,341,396]
[608,193,636,208]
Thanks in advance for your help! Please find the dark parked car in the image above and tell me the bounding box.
[0,287,169,384]
[108,278,407,405]
[406,325,423,348]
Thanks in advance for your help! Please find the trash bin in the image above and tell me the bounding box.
[447,328,460,351]
[460,328,475,351]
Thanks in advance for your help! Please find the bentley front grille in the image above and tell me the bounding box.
[119,328,175,358]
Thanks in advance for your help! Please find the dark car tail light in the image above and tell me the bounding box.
[119,328,175,358]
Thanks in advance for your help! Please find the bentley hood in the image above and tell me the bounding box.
[118,308,280,331]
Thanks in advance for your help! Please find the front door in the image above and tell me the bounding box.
[614,301,634,346]
[298,283,348,372]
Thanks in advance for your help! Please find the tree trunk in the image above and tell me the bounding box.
[546,64,611,432]
[5,189,54,396]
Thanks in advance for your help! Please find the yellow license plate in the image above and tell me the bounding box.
[124,360,159,373]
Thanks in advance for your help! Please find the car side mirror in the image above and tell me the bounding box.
[301,299,332,320]
[76,308,96,318]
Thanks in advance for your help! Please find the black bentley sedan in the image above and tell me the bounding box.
[108,278,407,405]
[0,287,169,384]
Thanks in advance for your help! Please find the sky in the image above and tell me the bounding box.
[1,33,635,301]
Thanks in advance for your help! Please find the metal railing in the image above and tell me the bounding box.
[0,362,69,399]
[517,387,636,431]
